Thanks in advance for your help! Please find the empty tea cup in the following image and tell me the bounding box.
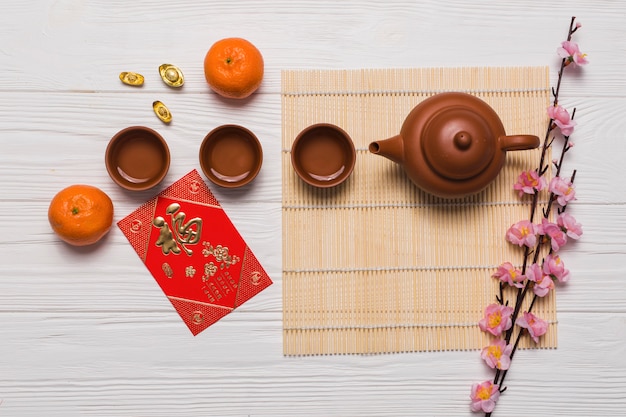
[105,126,170,191]
[291,123,356,188]
[199,124,263,188]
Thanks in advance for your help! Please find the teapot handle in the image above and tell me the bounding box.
[499,135,540,152]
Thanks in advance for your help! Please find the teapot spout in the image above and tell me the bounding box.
[368,134,404,165]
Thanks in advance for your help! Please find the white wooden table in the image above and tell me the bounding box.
[1,1,624,416]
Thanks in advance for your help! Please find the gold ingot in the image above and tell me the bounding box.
[158,64,184,87]
[119,71,144,86]
[153,101,172,123]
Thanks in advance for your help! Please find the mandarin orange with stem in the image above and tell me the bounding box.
[203,37,264,99]
[48,184,114,246]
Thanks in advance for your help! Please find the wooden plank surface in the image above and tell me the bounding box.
[1,1,624,416]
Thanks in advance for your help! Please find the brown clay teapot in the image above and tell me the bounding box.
[369,92,540,198]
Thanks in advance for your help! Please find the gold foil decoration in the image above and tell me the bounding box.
[250,271,262,285]
[192,311,204,325]
[152,100,172,124]
[119,71,144,86]
[162,263,174,278]
[203,262,218,281]
[154,217,180,255]
[158,64,184,87]
[202,241,240,268]
[153,203,202,256]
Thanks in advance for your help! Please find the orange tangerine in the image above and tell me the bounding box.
[48,184,114,246]
[203,37,264,99]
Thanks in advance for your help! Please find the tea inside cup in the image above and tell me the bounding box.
[105,126,170,191]
[199,124,263,188]
[291,123,356,188]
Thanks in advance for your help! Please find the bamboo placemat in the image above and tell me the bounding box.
[282,67,553,355]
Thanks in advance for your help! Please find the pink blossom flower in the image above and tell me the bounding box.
[481,339,513,370]
[479,304,514,337]
[538,218,568,252]
[549,176,577,206]
[547,105,577,136]
[516,311,549,343]
[525,263,555,297]
[543,253,570,283]
[506,220,537,248]
[470,381,500,413]
[492,262,525,288]
[513,170,547,197]
[557,212,583,240]
[557,40,589,67]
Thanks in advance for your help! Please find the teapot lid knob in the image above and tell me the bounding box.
[421,108,496,180]
[453,131,472,150]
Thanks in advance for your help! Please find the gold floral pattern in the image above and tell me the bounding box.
[202,262,218,281]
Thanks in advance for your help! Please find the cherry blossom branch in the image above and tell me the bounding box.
[473,16,587,417]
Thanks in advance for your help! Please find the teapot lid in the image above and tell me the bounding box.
[421,106,497,180]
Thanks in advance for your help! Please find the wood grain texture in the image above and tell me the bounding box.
[1,1,624,416]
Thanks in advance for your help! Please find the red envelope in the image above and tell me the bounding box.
[117,169,273,335]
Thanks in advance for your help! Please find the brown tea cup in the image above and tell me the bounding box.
[105,126,170,191]
[199,124,263,188]
[291,123,356,188]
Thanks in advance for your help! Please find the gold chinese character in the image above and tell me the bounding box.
[153,203,203,256]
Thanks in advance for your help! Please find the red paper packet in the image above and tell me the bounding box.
[117,169,272,335]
